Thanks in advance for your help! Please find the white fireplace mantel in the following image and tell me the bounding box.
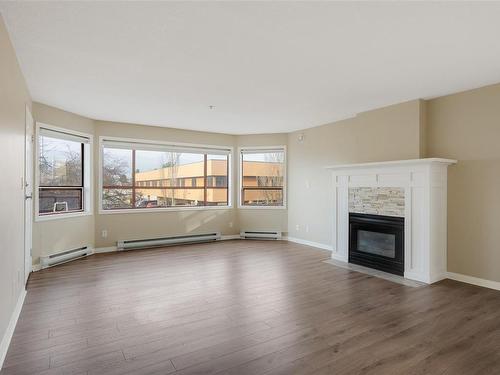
[326,158,457,284]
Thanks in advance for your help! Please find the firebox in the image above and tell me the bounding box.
[349,213,404,276]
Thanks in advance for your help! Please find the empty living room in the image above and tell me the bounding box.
[2,1,500,374]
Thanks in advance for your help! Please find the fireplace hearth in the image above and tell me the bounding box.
[349,213,404,276]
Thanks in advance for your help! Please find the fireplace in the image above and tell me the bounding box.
[328,159,455,283]
[349,213,404,276]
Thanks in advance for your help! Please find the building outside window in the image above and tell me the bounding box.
[100,139,232,211]
[37,125,92,218]
[239,147,286,208]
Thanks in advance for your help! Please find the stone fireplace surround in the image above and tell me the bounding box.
[326,158,456,284]
[349,187,405,217]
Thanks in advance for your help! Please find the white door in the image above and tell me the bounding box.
[24,105,34,284]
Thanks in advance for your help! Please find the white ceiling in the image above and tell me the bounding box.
[2,2,500,135]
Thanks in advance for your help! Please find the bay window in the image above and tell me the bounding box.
[37,125,92,219]
[100,139,231,211]
[239,147,286,208]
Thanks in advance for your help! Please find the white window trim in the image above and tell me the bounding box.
[98,136,233,214]
[35,122,93,222]
[238,145,287,210]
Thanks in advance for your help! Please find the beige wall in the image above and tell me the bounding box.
[94,121,239,248]
[287,100,423,245]
[32,103,95,265]
[235,134,288,233]
[419,99,428,157]
[427,83,500,282]
[0,16,31,353]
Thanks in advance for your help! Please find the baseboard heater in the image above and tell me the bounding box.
[117,232,221,251]
[240,231,282,240]
[40,246,92,269]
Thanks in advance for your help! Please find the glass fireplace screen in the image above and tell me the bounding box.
[357,230,396,259]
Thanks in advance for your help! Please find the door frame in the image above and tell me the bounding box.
[24,105,34,284]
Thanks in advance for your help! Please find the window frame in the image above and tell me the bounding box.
[35,122,93,222]
[98,136,233,214]
[238,145,287,209]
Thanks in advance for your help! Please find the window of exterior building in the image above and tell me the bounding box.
[101,140,231,211]
[37,125,92,218]
[240,147,286,208]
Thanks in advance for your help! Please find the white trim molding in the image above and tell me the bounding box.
[237,145,287,210]
[285,236,333,252]
[35,122,93,222]
[0,289,27,369]
[93,246,118,254]
[446,272,500,291]
[35,211,92,222]
[98,205,232,215]
[325,158,457,171]
[98,136,234,214]
[326,158,457,284]
[220,234,241,241]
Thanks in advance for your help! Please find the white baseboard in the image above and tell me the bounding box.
[0,289,26,369]
[32,263,41,272]
[94,246,117,254]
[403,271,429,284]
[446,272,500,291]
[220,234,241,241]
[429,273,448,284]
[285,236,333,252]
[330,252,348,263]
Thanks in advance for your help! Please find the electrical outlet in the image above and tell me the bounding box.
[306,225,309,233]
[101,229,108,238]
[229,222,233,228]
[295,224,300,231]
[305,180,310,189]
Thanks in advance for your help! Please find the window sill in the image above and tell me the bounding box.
[98,205,233,215]
[238,205,287,210]
[35,211,92,222]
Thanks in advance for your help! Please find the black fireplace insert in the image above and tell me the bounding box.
[349,213,404,276]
